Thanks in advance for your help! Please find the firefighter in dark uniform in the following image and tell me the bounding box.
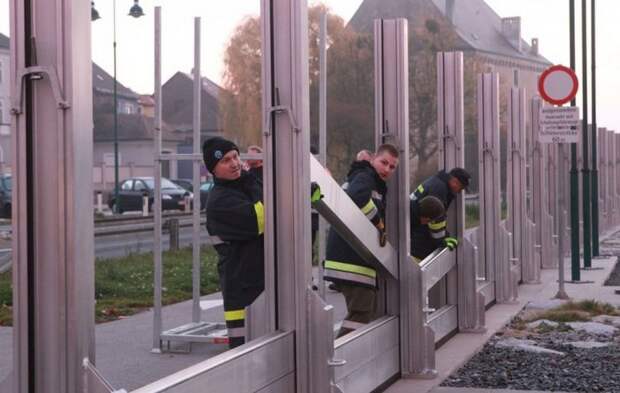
[409,167,471,262]
[410,196,447,261]
[323,144,400,336]
[203,137,264,349]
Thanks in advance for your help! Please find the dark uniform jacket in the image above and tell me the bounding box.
[409,199,443,260]
[324,161,387,288]
[206,171,265,313]
[410,170,453,259]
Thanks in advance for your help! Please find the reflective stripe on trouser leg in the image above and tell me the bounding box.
[225,309,246,348]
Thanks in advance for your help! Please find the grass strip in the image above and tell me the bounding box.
[0,246,221,326]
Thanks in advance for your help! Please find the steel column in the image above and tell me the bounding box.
[581,0,592,268]
[436,52,484,331]
[152,7,163,352]
[598,127,607,233]
[530,98,555,269]
[262,0,312,390]
[507,88,537,283]
[191,17,202,324]
[10,0,95,391]
[606,129,615,229]
[478,73,517,303]
[374,18,414,377]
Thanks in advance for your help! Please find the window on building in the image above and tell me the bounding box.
[0,60,3,83]
[513,69,519,87]
[0,101,3,125]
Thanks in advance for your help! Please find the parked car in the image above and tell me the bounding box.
[0,174,11,218]
[107,177,192,214]
[199,179,214,209]
[170,178,194,192]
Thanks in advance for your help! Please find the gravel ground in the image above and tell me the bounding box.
[442,319,620,392]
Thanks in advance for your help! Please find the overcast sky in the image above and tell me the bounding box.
[1,0,619,131]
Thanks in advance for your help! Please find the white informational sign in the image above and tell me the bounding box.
[539,106,580,144]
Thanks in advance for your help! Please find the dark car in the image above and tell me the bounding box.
[171,178,194,192]
[0,174,11,218]
[108,177,192,214]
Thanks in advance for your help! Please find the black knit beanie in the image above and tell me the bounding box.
[419,196,445,220]
[202,137,239,174]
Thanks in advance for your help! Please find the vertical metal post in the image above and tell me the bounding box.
[607,129,616,229]
[555,142,569,299]
[374,18,412,374]
[262,0,312,390]
[10,0,95,391]
[569,0,581,281]
[591,0,599,255]
[317,11,327,299]
[597,127,606,233]
[477,73,500,290]
[507,88,531,281]
[113,0,120,214]
[531,98,554,269]
[191,17,202,323]
[151,6,163,353]
[437,52,483,331]
[581,0,592,268]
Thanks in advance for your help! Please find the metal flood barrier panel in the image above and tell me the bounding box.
[476,73,518,304]
[507,87,539,284]
[598,127,608,233]
[435,52,484,333]
[530,98,555,270]
[608,129,618,228]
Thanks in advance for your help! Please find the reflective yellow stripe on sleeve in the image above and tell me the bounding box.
[225,309,246,321]
[429,220,447,230]
[324,260,377,278]
[254,202,265,235]
[361,199,376,215]
[416,185,425,194]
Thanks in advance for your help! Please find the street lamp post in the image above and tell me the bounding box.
[92,0,144,214]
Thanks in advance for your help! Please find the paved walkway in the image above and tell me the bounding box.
[385,227,620,393]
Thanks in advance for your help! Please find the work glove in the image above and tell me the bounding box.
[376,219,387,247]
[443,236,458,251]
[311,182,323,204]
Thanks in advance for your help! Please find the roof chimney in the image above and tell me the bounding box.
[501,17,522,52]
[530,38,539,56]
[446,0,456,24]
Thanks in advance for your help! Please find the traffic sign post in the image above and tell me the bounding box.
[538,64,580,300]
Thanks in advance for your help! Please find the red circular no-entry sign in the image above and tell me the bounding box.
[538,65,579,106]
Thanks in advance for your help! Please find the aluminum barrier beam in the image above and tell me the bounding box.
[10,0,95,391]
[436,52,484,332]
[507,87,538,283]
[477,73,518,303]
[310,157,398,279]
[530,97,555,270]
